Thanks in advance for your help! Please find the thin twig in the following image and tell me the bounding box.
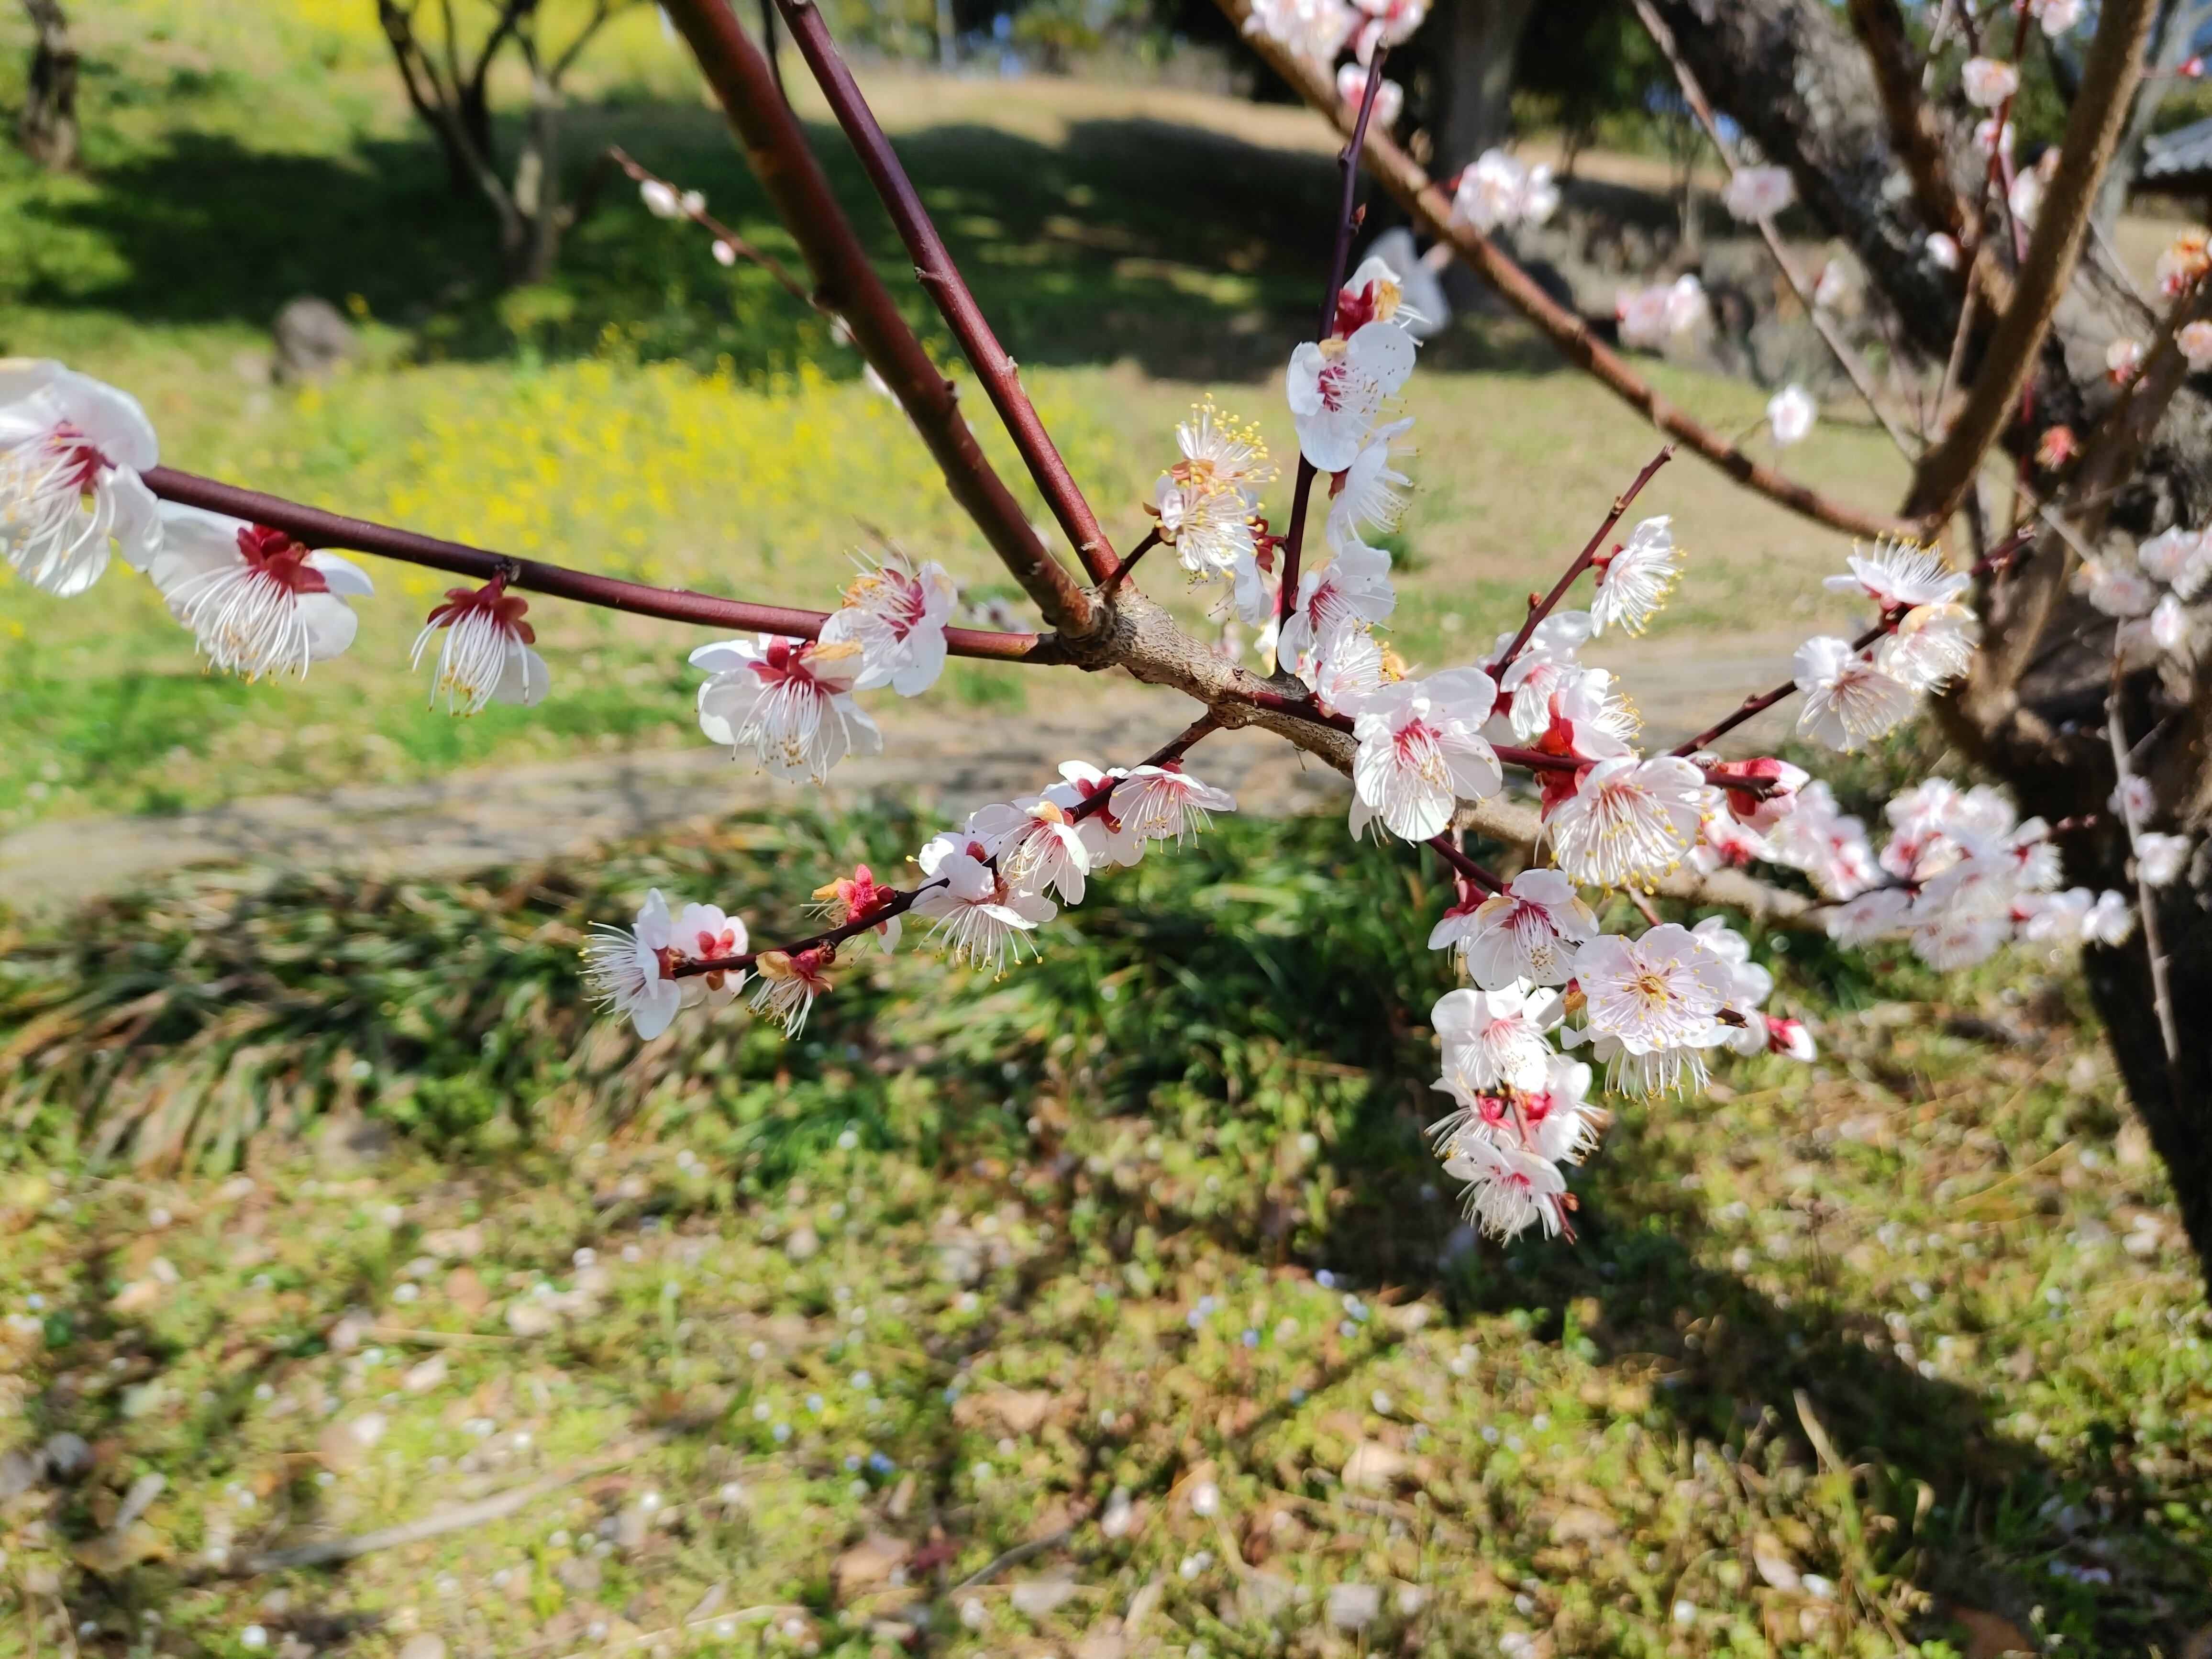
[607,146,815,308]
[1213,0,1919,542]
[659,0,1098,632]
[142,467,1067,666]
[946,1527,1075,1594]
[771,0,1119,584]
[1490,444,1674,675]
[1096,527,1161,597]
[2106,685,2181,1069]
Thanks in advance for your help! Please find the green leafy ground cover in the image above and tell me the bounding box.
[0,806,2207,1657]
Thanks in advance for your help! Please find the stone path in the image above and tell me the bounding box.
[0,637,1802,911]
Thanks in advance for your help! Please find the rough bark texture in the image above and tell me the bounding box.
[1427,0,1537,180]
[17,0,78,171]
[1660,0,2212,1284]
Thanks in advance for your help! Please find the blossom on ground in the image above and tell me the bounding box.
[411,576,549,715]
[2157,228,2211,297]
[1589,516,1681,636]
[693,634,881,783]
[0,360,162,597]
[1571,924,1734,1095]
[1792,635,1917,751]
[1326,417,1414,545]
[2137,832,2190,887]
[1337,63,1404,129]
[1767,384,1816,446]
[1434,982,1564,1096]
[1926,232,1961,271]
[967,797,1093,904]
[1347,668,1502,841]
[811,864,903,951]
[1961,56,2019,108]
[1450,149,1559,235]
[1545,756,1717,888]
[1616,276,1706,350]
[820,558,957,695]
[1723,165,1795,222]
[150,506,372,680]
[1824,540,1969,611]
[582,891,747,1040]
[1242,0,1356,67]
[911,835,1056,972]
[2106,337,2144,384]
[1442,1135,1571,1239]
[750,947,834,1037]
[2139,524,2212,599]
[1429,867,1597,988]
[1285,323,1417,471]
[1110,763,1238,844]
[2182,321,2212,372]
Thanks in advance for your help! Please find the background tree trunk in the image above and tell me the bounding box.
[18,0,79,172]
[1426,0,1537,182]
[1652,0,2212,1289]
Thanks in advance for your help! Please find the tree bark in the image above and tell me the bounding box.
[17,0,78,172]
[1426,0,1537,180]
[1659,0,2212,1287]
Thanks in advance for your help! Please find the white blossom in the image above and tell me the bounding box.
[693,634,881,782]
[820,558,957,695]
[2138,525,2212,599]
[2136,832,2190,887]
[1813,260,1855,310]
[1589,515,1681,636]
[1350,0,1426,60]
[749,947,833,1037]
[1279,540,1394,678]
[1441,1135,1571,1240]
[1109,763,1237,845]
[1926,232,1961,271]
[1429,867,1597,988]
[1766,384,1816,446]
[1878,602,1979,692]
[966,797,1092,904]
[1571,924,1734,1095]
[1792,635,1917,752]
[911,834,1055,972]
[1285,323,1417,471]
[1764,780,1879,899]
[150,506,372,679]
[1723,165,1795,223]
[1824,540,1968,610]
[1434,982,1564,1096]
[1047,762,1147,870]
[411,578,550,715]
[2105,336,2143,383]
[583,891,746,1040]
[0,360,161,597]
[2036,0,2082,33]
[1242,0,1356,66]
[1336,63,1404,129]
[1347,668,1502,841]
[1545,756,1717,888]
[1450,150,1559,235]
[2180,321,2212,373]
[1973,117,2015,159]
[1616,276,1706,350]
[2074,556,2156,618]
[1961,56,2019,109]
[1326,417,1414,545]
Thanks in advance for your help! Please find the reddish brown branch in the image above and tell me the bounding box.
[1210,0,1918,543]
[1490,444,1673,675]
[657,0,1097,633]
[675,884,934,977]
[1425,834,1507,894]
[144,467,1065,664]
[769,0,1118,585]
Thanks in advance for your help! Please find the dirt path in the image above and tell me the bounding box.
[0,638,1801,911]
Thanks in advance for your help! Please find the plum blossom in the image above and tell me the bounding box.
[2136,832,2190,887]
[750,947,834,1037]
[1326,417,1414,545]
[967,796,1092,903]
[1305,620,1389,715]
[1961,56,2019,109]
[0,361,161,597]
[1337,63,1404,130]
[1443,1135,1571,1239]
[2036,425,2079,470]
[1242,0,1356,67]
[2074,556,2156,618]
[2182,321,2212,372]
[811,864,903,951]
[2106,337,2144,384]
[639,180,705,220]
[1518,668,1638,783]
[819,558,956,695]
[1545,756,1717,887]
[1571,924,1734,1095]
[1110,763,1238,844]
[1764,780,1879,899]
[1879,601,1979,692]
[911,834,1056,972]
[1286,323,1417,471]
[1151,400,1275,582]
[2009,166,2045,229]
[1589,516,1681,636]
[2120,591,2195,666]
[1813,260,1854,310]
[2018,887,2133,947]
[1926,232,1961,271]
[693,635,881,783]
[583,891,747,1040]
[1430,867,1597,988]
[1723,166,1795,223]
[2156,228,2210,297]
[1047,762,1147,869]
[1824,540,1969,611]
[1616,276,1706,350]
[2139,524,2212,599]
[1350,0,1426,61]
[1704,756,1809,833]
[411,575,549,715]
[1490,609,1595,735]
[1277,538,1396,675]
[1450,150,1559,235]
[1434,982,1564,1096]
[151,506,372,680]
[1973,116,2015,159]
[1792,636,1917,752]
[1347,668,1502,841]
[1828,885,1912,944]
[1766,384,1816,446]
[2035,0,2083,32]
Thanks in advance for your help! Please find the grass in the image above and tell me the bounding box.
[0,804,2206,1657]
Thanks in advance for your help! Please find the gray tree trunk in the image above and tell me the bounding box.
[1426,0,1538,182]
[18,0,78,172]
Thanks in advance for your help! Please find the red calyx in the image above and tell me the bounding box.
[424,573,535,641]
[236,524,328,593]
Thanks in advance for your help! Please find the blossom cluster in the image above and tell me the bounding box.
[2075,519,2211,675]
[1244,0,1427,133]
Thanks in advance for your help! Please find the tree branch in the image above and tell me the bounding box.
[658,0,1100,637]
[141,467,1068,665]
[769,0,1120,585]
[1903,0,2159,521]
[1209,0,1921,543]
[1490,443,1673,675]
[1844,0,1968,240]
